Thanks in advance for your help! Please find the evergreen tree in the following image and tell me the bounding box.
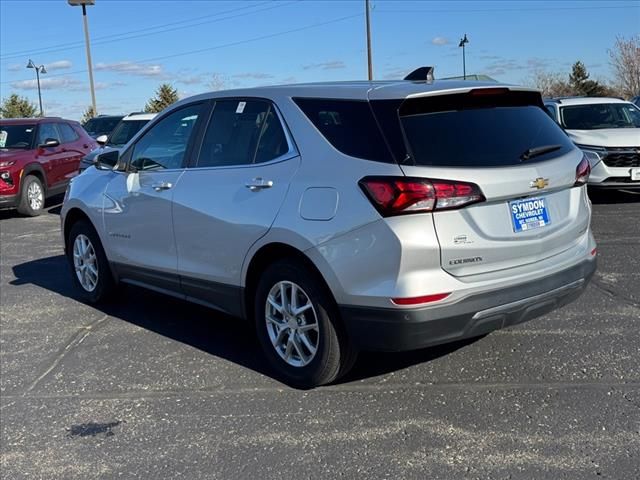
[569,61,607,96]
[0,94,38,118]
[145,84,179,113]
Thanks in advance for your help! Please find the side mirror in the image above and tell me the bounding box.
[96,134,108,146]
[94,150,119,169]
[39,138,60,148]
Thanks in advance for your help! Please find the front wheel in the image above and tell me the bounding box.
[255,259,356,388]
[66,220,115,304]
[17,175,45,216]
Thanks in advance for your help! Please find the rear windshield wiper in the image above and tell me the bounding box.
[519,144,563,161]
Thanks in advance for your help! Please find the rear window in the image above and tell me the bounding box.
[108,119,149,147]
[397,91,574,167]
[83,116,123,136]
[293,98,393,163]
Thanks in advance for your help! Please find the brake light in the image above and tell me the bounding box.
[575,155,591,186]
[359,176,484,216]
[469,88,510,96]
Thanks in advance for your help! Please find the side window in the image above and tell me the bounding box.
[197,100,289,168]
[36,123,60,145]
[130,104,202,171]
[57,123,79,143]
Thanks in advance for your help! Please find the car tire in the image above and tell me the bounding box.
[255,258,356,388]
[66,220,116,304]
[16,175,45,216]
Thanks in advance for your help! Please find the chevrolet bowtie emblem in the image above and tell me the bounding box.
[529,177,549,189]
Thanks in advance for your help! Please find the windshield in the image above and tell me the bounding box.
[0,124,36,149]
[560,103,640,130]
[107,119,149,147]
[83,116,122,136]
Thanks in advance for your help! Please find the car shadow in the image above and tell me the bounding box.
[589,188,640,204]
[0,194,64,220]
[11,254,479,388]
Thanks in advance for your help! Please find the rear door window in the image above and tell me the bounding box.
[293,98,393,163]
[57,123,79,143]
[396,91,574,167]
[196,100,289,168]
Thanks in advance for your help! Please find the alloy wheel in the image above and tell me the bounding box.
[73,234,99,292]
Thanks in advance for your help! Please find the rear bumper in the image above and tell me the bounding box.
[0,194,18,209]
[339,257,596,352]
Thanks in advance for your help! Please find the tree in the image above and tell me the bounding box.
[145,83,179,113]
[0,94,38,118]
[608,35,640,99]
[528,69,575,97]
[569,61,607,96]
[80,105,96,125]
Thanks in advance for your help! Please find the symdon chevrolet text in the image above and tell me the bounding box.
[62,76,597,387]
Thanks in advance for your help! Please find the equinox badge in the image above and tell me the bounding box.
[529,177,549,190]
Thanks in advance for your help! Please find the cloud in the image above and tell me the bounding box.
[232,72,274,79]
[431,36,450,46]
[45,60,72,71]
[303,60,345,70]
[7,64,22,72]
[382,67,409,80]
[11,77,81,90]
[95,61,163,77]
[280,76,297,84]
[176,75,204,85]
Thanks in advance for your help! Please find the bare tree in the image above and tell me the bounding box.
[207,73,226,92]
[527,69,574,97]
[608,35,640,98]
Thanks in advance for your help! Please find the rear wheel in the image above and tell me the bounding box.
[255,259,356,388]
[17,175,45,216]
[66,220,116,304]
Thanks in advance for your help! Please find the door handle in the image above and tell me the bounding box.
[152,181,173,191]
[245,178,273,191]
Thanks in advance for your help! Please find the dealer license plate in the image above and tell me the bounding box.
[509,197,551,233]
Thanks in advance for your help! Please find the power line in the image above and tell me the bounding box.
[1,13,363,85]
[0,1,289,60]
[376,4,640,14]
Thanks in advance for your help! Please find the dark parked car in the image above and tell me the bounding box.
[0,117,97,215]
[82,114,123,139]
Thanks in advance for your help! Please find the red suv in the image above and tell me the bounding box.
[0,117,97,216]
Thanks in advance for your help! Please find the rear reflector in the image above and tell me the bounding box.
[575,154,591,186]
[391,292,451,306]
[591,248,597,256]
[360,176,485,216]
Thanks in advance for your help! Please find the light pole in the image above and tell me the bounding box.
[26,59,47,116]
[458,34,469,80]
[365,0,373,80]
[68,0,97,115]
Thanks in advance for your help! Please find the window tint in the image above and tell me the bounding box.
[57,123,79,143]
[294,98,392,163]
[400,104,574,167]
[36,123,60,145]
[197,100,288,168]
[83,116,123,136]
[130,104,202,171]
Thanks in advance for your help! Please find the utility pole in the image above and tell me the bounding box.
[459,34,469,80]
[366,0,373,81]
[69,0,97,115]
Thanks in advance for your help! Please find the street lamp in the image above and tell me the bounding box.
[26,59,47,116]
[458,33,469,80]
[68,0,97,115]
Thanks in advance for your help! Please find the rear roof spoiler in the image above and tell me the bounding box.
[404,66,435,82]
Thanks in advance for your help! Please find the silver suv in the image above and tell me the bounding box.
[62,80,597,387]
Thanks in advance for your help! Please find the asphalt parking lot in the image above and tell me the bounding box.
[1,190,639,479]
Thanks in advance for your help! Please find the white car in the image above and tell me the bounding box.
[545,97,640,190]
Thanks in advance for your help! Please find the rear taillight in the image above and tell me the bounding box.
[575,155,591,186]
[359,176,485,217]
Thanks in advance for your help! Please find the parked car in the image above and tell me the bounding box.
[62,79,597,387]
[0,117,97,216]
[544,97,640,190]
[630,96,640,107]
[82,114,124,139]
[79,112,156,173]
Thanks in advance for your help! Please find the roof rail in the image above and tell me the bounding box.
[127,111,146,116]
[404,66,435,82]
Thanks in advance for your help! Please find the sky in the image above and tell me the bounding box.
[1,0,639,120]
